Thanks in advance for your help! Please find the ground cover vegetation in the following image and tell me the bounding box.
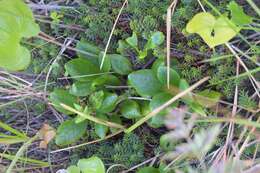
[0,0,259,172]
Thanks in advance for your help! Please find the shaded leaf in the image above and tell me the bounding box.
[89,91,104,109]
[65,58,100,81]
[128,69,163,97]
[55,120,87,146]
[98,52,111,72]
[49,89,77,115]
[110,54,132,75]
[76,39,100,65]
[121,100,142,119]
[70,81,95,97]
[157,66,180,87]
[99,92,118,113]
[145,31,165,49]
[95,114,109,139]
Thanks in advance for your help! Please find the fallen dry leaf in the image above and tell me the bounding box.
[39,123,56,149]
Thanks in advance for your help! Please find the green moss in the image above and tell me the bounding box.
[81,133,145,168]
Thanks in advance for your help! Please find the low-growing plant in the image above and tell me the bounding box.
[118,31,165,60]
[0,0,40,71]
[49,34,221,146]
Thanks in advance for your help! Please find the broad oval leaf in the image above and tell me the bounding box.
[110,54,132,75]
[98,52,111,72]
[49,89,78,115]
[77,156,105,173]
[186,12,239,48]
[0,0,40,71]
[65,58,100,81]
[120,100,142,119]
[55,120,87,146]
[92,74,121,87]
[128,69,163,97]
[157,66,180,87]
[76,39,100,65]
[99,92,118,113]
[94,114,109,139]
[145,31,165,50]
[69,81,95,97]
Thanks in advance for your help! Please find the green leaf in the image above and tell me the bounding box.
[145,31,165,49]
[99,92,118,113]
[195,89,222,108]
[77,156,105,173]
[75,106,91,124]
[141,101,151,115]
[65,58,100,81]
[121,100,142,119]
[228,1,252,25]
[70,81,95,97]
[128,69,163,97]
[76,39,100,65]
[0,0,40,71]
[138,50,148,60]
[189,102,207,116]
[55,120,87,146]
[98,52,111,72]
[67,165,80,173]
[148,93,178,128]
[89,91,104,109]
[186,12,239,48]
[126,32,138,48]
[152,59,164,74]
[92,74,121,87]
[137,167,160,173]
[117,40,130,55]
[49,89,77,115]
[179,79,193,102]
[95,114,109,139]
[110,54,132,75]
[110,114,122,134]
[157,66,180,87]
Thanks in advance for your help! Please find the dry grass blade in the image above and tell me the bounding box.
[99,0,128,69]
[166,0,178,89]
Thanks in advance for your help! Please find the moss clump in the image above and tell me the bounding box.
[81,133,145,168]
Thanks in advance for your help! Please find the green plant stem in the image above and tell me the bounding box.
[6,134,39,173]
[246,0,260,16]
[60,103,125,129]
